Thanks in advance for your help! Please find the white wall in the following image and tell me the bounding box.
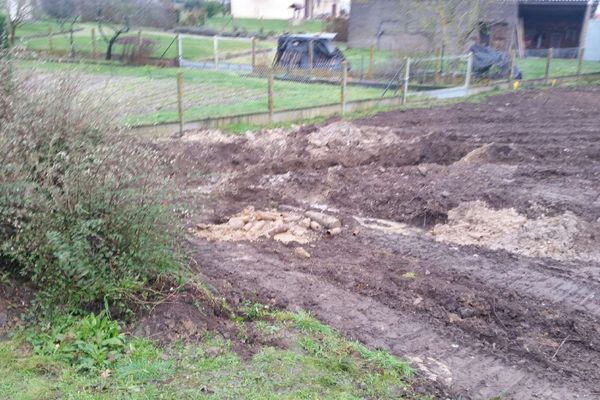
[7,0,33,21]
[231,0,351,19]
[231,0,295,19]
[584,20,600,60]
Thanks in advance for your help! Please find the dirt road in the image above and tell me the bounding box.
[159,87,600,399]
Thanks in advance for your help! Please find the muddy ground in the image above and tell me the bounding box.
[157,87,600,399]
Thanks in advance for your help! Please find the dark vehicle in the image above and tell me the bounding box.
[273,33,346,70]
[470,44,522,80]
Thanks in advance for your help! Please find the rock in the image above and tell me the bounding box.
[448,313,462,324]
[413,297,423,306]
[326,227,342,236]
[268,223,289,236]
[305,211,341,229]
[228,217,245,230]
[294,247,311,258]
[440,190,451,198]
[299,218,312,228]
[250,220,266,232]
[255,211,280,221]
[310,221,323,232]
[458,307,476,318]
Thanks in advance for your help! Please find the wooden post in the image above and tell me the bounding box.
[137,30,142,59]
[402,57,410,105]
[464,52,473,95]
[176,34,182,67]
[308,39,314,73]
[508,49,516,83]
[545,47,553,84]
[435,47,442,83]
[177,72,184,136]
[48,27,53,54]
[91,28,97,59]
[268,68,274,123]
[367,45,374,80]
[340,60,348,115]
[251,36,257,71]
[577,47,585,77]
[213,35,219,70]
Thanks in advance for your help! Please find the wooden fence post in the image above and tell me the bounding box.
[268,68,274,123]
[91,28,97,59]
[137,30,142,58]
[48,27,53,54]
[577,47,585,78]
[177,72,184,136]
[545,47,553,84]
[508,49,516,83]
[176,34,182,67]
[367,45,374,80]
[464,52,473,96]
[251,36,256,71]
[213,36,219,70]
[435,47,442,83]
[308,39,314,73]
[341,60,348,115]
[402,57,410,105]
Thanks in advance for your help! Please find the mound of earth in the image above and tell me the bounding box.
[433,201,600,262]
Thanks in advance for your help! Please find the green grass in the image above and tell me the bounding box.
[0,310,422,400]
[14,20,65,38]
[205,16,324,35]
[21,29,271,61]
[17,60,385,125]
[517,58,600,79]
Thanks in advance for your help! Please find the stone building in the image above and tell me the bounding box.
[348,0,598,55]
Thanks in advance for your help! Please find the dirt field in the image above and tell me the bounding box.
[157,87,600,399]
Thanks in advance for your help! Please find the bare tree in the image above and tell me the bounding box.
[40,0,78,57]
[80,0,176,60]
[418,0,498,53]
[5,0,32,45]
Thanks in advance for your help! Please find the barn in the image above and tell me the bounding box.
[348,0,598,56]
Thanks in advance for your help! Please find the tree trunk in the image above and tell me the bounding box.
[106,37,116,60]
[10,25,16,45]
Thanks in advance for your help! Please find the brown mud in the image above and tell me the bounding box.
[156,87,600,399]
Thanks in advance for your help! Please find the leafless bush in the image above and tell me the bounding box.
[0,54,182,316]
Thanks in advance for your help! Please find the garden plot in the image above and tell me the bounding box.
[154,86,600,400]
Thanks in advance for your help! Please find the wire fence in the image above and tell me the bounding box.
[17,27,600,130]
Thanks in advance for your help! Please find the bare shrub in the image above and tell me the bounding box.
[0,54,183,317]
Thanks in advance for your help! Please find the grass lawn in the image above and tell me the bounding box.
[18,60,385,125]
[21,29,273,61]
[517,57,600,79]
[0,310,421,400]
[14,20,66,38]
[205,16,324,35]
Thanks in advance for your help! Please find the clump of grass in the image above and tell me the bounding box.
[403,272,417,280]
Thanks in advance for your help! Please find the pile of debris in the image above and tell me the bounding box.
[195,207,341,244]
[433,201,600,262]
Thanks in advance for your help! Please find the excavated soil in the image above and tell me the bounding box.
[155,87,600,399]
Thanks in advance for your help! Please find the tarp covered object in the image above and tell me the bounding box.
[274,34,346,70]
[470,44,522,79]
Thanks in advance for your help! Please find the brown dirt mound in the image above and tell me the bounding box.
[433,201,600,262]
